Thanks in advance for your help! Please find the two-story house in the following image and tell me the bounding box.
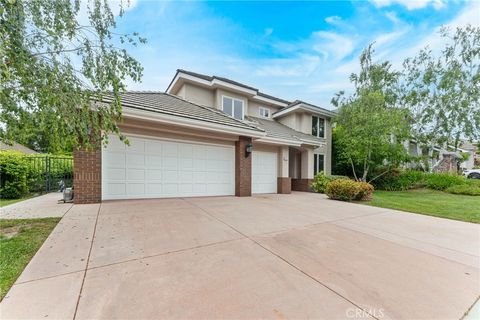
[73,69,335,203]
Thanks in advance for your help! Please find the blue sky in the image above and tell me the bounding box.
[113,0,479,109]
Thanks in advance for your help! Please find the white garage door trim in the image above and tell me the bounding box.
[252,150,278,194]
[102,134,235,200]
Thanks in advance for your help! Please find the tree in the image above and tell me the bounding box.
[401,25,480,158]
[0,0,145,153]
[332,44,410,182]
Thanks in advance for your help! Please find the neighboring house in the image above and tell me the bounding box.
[74,69,335,203]
[0,141,38,154]
[405,140,476,171]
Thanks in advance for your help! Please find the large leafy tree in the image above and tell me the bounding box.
[332,45,410,182]
[0,0,145,153]
[401,25,480,157]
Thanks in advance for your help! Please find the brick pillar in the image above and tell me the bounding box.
[291,179,314,192]
[235,136,252,197]
[277,177,291,194]
[73,146,101,204]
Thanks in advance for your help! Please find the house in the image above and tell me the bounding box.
[0,141,38,154]
[73,69,335,204]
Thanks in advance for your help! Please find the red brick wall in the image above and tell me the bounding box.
[73,147,101,204]
[277,177,291,194]
[291,178,313,192]
[235,136,252,197]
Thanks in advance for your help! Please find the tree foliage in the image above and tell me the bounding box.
[332,45,410,182]
[401,25,480,153]
[0,0,145,153]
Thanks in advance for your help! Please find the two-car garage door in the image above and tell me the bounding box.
[102,135,279,200]
[102,135,235,200]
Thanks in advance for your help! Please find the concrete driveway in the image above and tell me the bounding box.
[1,192,479,319]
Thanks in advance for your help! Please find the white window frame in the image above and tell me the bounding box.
[313,153,325,175]
[222,95,245,120]
[259,107,271,118]
[312,115,325,138]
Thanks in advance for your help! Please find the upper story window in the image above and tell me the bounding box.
[222,96,244,120]
[312,116,325,138]
[259,107,270,118]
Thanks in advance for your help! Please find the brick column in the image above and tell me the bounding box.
[277,177,291,194]
[73,146,101,204]
[235,136,252,197]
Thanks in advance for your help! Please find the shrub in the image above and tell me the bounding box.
[424,173,466,190]
[311,172,349,193]
[355,182,374,200]
[325,179,362,201]
[445,184,480,196]
[0,151,30,199]
[371,169,425,191]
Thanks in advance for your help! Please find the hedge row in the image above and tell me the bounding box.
[0,151,73,199]
[310,172,374,201]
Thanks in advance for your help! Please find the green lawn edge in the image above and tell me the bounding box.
[0,218,61,300]
[359,189,480,223]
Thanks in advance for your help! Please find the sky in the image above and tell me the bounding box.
[112,0,480,109]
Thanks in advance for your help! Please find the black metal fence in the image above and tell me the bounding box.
[26,155,74,193]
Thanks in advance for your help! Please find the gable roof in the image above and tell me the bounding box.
[99,91,263,133]
[247,116,325,146]
[273,100,337,119]
[168,69,291,105]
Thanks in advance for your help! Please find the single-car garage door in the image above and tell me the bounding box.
[102,135,235,200]
[252,151,278,194]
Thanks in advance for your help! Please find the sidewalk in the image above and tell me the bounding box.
[0,193,73,219]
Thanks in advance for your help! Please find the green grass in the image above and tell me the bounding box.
[362,189,480,223]
[0,218,61,300]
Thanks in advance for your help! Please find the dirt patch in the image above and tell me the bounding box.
[0,224,32,239]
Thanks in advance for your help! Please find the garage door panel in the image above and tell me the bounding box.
[126,169,145,181]
[103,135,234,200]
[146,169,162,180]
[105,183,126,196]
[145,155,162,168]
[127,183,145,195]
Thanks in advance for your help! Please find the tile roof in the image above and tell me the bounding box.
[0,142,38,154]
[100,91,263,132]
[246,116,325,145]
[274,100,337,118]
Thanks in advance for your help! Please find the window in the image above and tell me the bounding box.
[313,154,325,175]
[259,107,270,118]
[222,96,244,120]
[312,116,325,138]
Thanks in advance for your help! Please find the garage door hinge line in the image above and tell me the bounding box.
[181,198,380,320]
[72,203,102,320]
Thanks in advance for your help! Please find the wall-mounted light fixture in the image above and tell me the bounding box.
[245,142,253,155]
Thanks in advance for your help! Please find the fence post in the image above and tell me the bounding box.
[45,156,50,193]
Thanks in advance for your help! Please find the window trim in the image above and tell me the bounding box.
[221,95,245,120]
[259,107,271,118]
[312,115,326,138]
[313,153,325,175]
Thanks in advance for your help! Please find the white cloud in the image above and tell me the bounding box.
[264,28,274,36]
[325,15,342,24]
[313,31,355,61]
[385,11,401,24]
[371,0,446,10]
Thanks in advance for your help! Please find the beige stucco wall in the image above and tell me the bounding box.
[248,100,281,119]
[182,83,215,107]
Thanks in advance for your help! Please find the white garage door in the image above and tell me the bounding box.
[252,151,278,194]
[102,135,235,200]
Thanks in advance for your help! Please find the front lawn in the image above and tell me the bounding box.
[0,218,61,300]
[363,189,480,223]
